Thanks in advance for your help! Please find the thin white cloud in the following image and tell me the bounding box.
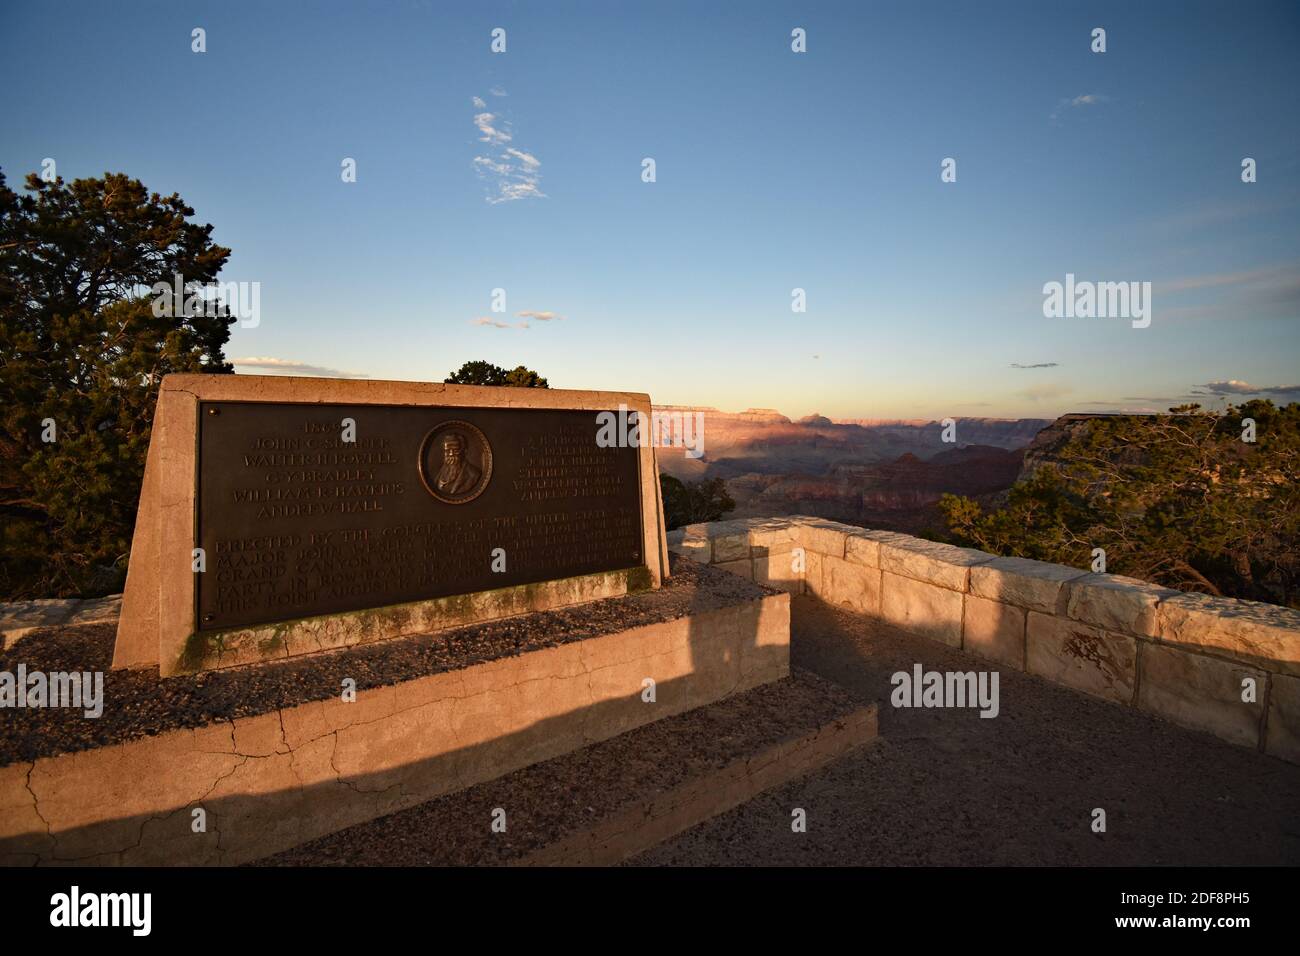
[504,147,540,169]
[1157,263,1300,299]
[489,86,507,97]
[1145,196,1289,233]
[472,95,486,108]
[473,156,512,176]
[472,317,530,329]
[1197,379,1258,395]
[471,98,545,204]
[231,357,369,379]
[473,112,512,146]
[489,181,545,204]
[516,310,562,321]
[1144,262,1300,324]
[1050,93,1108,123]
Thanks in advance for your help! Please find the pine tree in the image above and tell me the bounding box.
[939,402,1300,607]
[444,360,549,388]
[0,169,233,598]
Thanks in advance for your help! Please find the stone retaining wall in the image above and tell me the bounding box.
[669,516,1300,764]
[1,591,789,866]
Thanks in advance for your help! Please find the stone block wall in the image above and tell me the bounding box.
[668,516,1300,764]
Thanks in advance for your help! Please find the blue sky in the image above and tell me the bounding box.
[2,0,1297,419]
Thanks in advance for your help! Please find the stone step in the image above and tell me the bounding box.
[255,669,877,866]
[2,561,793,866]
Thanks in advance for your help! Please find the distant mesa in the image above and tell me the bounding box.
[735,408,792,424]
[651,403,1057,536]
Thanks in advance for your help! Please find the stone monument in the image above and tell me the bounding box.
[113,374,669,675]
[5,375,801,866]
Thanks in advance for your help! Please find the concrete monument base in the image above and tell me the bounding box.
[1,559,788,866]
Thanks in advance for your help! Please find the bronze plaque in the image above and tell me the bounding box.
[195,401,644,631]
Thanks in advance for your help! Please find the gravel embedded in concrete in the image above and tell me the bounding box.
[0,555,772,767]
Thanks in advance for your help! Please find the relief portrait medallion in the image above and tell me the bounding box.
[418,420,493,504]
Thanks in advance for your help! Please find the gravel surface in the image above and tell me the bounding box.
[255,668,867,866]
[631,597,1300,866]
[0,555,770,767]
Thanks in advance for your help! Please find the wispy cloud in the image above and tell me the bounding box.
[504,147,540,169]
[231,357,369,378]
[1196,379,1258,395]
[489,86,507,97]
[472,316,530,329]
[516,310,561,321]
[473,112,512,146]
[1192,379,1300,397]
[1157,263,1300,298]
[1145,196,1293,234]
[1148,262,1300,323]
[1050,93,1107,123]
[1010,362,1060,369]
[471,95,486,108]
[472,96,545,204]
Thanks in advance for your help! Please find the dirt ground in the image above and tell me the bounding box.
[632,597,1300,866]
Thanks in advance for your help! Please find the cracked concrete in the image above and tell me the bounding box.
[2,554,766,768]
[1,589,789,866]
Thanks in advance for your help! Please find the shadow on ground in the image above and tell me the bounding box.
[632,596,1300,866]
